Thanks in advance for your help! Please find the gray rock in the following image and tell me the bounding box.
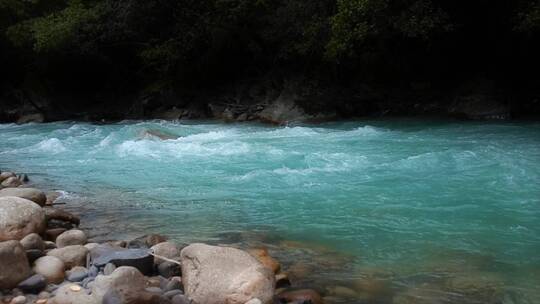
[33,256,65,284]
[104,263,116,275]
[102,289,122,304]
[0,188,46,206]
[10,295,26,304]
[0,240,32,289]
[89,245,154,275]
[171,294,191,304]
[164,290,183,299]
[56,229,87,248]
[158,261,181,278]
[47,245,89,269]
[244,299,262,304]
[180,243,275,304]
[17,274,47,294]
[26,249,45,263]
[145,287,163,295]
[163,279,182,293]
[67,266,89,282]
[0,197,46,241]
[88,265,99,278]
[20,233,45,251]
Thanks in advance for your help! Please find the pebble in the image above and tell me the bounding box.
[17,274,47,294]
[67,269,88,282]
[38,291,51,299]
[69,284,82,292]
[10,295,26,304]
[36,299,48,304]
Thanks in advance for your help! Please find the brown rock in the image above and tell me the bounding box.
[43,208,80,226]
[248,248,281,274]
[45,228,67,242]
[0,196,46,241]
[0,240,32,289]
[1,176,22,188]
[276,289,324,304]
[33,256,65,284]
[56,229,87,248]
[0,188,47,206]
[47,245,88,269]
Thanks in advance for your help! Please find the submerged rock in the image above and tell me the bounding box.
[180,243,275,304]
[0,171,16,183]
[247,248,281,274]
[0,188,47,206]
[0,196,46,241]
[44,207,80,227]
[0,240,32,289]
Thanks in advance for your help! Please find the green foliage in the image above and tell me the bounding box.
[30,0,100,52]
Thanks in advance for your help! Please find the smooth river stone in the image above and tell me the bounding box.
[0,187,47,206]
[89,245,154,275]
[0,197,46,241]
[0,240,31,289]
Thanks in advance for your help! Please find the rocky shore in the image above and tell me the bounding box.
[0,170,325,304]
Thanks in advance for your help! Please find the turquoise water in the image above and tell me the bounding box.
[1,120,539,303]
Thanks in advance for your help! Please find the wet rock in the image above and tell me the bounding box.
[248,248,281,274]
[67,266,89,282]
[151,242,180,264]
[33,256,65,284]
[43,208,80,227]
[128,234,167,248]
[87,265,99,278]
[276,289,324,304]
[17,274,47,294]
[0,188,47,206]
[17,113,44,124]
[0,197,46,241]
[0,240,32,289]
[157,261,182,278]
[27,249,45,263]
[325,285,359,299]
[45,228,67,242]
[45,191,62,206]
[56,229,87,248]
[89,245,154,275]
[275,273,291,289]
[180,243,275,304]
[1,176,22,188]
[47,245,89,269]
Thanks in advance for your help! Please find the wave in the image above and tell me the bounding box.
[34,138,67,154]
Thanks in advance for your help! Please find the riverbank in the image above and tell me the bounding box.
[0,169,327,304]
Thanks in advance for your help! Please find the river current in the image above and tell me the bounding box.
[1,119,539,303]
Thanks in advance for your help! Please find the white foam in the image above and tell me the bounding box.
[34,138,67,154]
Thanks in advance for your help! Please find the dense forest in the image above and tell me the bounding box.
[1,0,540,122]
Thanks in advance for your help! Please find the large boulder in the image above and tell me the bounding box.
[180,243,275,304]
[0,196,46,241]
[0,187,47,206]
[91,266,161,304]
[0,240,32,289]
[56,229,87,248]
[47,245,89,269]
[33,256,65,284]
